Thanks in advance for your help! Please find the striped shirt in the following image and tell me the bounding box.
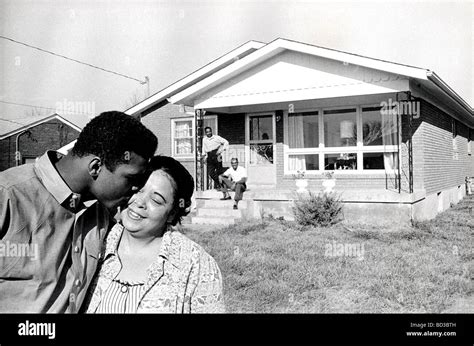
[96,279,144,313]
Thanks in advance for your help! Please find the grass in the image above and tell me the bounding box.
[181,195,473,313]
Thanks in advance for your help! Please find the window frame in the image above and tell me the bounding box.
[283,104,400,175]
[171,117,195,159]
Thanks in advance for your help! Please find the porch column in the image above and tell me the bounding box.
[195,108,206,191]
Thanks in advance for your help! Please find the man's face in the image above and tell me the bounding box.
[231,160,238,170]
[91,151,149,209]
[205,128,213,138]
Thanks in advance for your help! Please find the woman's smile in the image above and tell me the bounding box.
[127,208,145,221]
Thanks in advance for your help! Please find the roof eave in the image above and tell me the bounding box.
[124,40,265,117]
[426,71,474,117]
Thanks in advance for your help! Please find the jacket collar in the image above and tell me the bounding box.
[105,223,181,269]
[35,150,96,212]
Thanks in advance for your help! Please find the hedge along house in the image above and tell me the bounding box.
[126,38,474,224]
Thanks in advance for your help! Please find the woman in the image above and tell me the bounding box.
[83,156,225,313]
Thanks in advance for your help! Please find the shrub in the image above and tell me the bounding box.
[292,191,343,227]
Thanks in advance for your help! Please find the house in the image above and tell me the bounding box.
[0,113,87,171]
[77,38,474,224]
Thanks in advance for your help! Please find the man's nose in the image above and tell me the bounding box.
[133,191,146,208]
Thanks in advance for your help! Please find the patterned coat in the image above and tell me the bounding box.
[83,223,225,313]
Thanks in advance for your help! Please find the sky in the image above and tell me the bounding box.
[0,0,472,124]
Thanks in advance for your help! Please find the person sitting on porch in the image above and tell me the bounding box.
[219,158,247,210]
[201,127,229,190]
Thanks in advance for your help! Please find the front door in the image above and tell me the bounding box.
[246,113,276,186]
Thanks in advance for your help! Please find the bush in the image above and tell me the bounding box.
[292,191,343,227]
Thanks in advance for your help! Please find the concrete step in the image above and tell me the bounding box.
[201,199,248,209]
[191,216,236,225]
[197,207,242,217]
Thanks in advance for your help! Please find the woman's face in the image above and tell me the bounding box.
[121,170,176,238]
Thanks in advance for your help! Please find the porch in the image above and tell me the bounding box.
[184,185,429,226]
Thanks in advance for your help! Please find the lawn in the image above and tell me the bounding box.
[181,195,473,313]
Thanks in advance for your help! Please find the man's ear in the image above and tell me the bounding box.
[88,157,103,179]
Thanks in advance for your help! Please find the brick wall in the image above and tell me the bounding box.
[470,128,474,176]
[0,119,79,171]
[216,113,245,168]
[141,103,195,176]
[419,99,473,195]
[400,101,424,193]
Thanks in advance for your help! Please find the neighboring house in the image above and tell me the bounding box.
[0,113,87,171]
[61,38,474,223]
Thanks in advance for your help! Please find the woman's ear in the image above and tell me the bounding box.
[166,209,178,225]
[88,157,102,179]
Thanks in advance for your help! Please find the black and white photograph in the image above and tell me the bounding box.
[0,0,472,344]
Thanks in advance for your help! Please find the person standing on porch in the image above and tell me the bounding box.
[219,158,247,209]
[201,127,229,190]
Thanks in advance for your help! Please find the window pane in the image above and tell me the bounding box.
[363,152,399,170]
[362,108,383,146]
[362,107,398,146]
[288,154,319,171]
[324,153,357,170]
[175,138,193,155]
[250,144,273,164]
[249,116,273,141]
[175,120,193,137]
[288,112,319,148]
[323,108,357,147]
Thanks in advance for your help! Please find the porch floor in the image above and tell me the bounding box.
[184,187,425,225]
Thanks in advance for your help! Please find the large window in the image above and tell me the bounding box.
[285,105,399,173]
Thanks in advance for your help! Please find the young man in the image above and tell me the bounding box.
[0,111,157,313]
[219,158,247,209]
[201,127,228,190]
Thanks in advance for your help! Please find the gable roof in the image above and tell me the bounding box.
[167,38,472,122]
[124,40,265,117]
[0,113,86,140]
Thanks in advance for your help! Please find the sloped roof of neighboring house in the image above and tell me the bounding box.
[168,38,473,124]
[0,113,88,140]
[124,40,265,117]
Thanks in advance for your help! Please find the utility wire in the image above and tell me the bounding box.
[0,100,58,112]
[0,100,94,116]
[0,35,147,84]
[0,118,28,126]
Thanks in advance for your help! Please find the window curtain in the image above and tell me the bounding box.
[381,112,397,146]
[288,114,306,170]
[382,111,398,171]
[175,121,192,155]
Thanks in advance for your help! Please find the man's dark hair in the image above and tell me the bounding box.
[204,126,212,132]
[149,155,194,226]
[231,157,239,163]
[72,111,158,171]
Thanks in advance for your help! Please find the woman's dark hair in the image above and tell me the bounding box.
[72,111,158,171]
[149,155,194,226]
